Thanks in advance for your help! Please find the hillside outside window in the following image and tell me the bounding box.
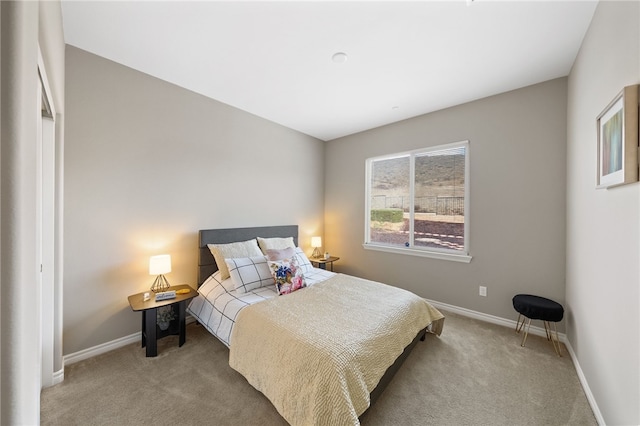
[364,140,471,263]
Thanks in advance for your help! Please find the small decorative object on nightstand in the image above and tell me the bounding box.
[311,236,322,259]
[311,256,340,272]
[156,306,176,330]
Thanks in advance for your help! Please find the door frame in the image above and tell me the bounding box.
[37,47,62,388]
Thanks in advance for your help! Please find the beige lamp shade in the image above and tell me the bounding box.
[311,236,322,248]
[149,255,172,293]
[149,254,171,275]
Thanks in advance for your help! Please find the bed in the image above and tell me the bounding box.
[187,225,444,426]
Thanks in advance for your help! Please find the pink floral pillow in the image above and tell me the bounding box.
[268,256,306,295]
[265,247,296,261]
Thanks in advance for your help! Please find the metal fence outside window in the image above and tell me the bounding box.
[371,195,464,216]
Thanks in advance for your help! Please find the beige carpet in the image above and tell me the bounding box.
[41,311,596,425]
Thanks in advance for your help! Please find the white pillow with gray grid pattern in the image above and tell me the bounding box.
[225,256,275,294]
[294,247,313,273]
[208,239,263,280]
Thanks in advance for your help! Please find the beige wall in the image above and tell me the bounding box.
[566,1,639,424]
[1,3,40,422]
[1,0,65,422]
[63,46,325,354]
[325,78,567,325]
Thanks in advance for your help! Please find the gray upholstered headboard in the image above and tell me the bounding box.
[198,225,299,286]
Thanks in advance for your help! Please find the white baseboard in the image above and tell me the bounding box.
[426,298,567,341]
[562,336,606,425]
[64,331,141,366]
[52,368,64,386]
[63,316,197,366]
[426,298,604,426]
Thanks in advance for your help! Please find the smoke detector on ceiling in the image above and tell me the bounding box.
[331,52,348,63]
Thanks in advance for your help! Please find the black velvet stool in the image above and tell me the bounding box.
[512,294,564,356]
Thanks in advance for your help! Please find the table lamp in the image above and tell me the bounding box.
[311,236,322,259]
[149,254,171,292]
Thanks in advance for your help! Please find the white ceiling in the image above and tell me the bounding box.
[61,1,598,141]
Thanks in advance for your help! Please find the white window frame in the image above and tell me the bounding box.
[363,140,472,263]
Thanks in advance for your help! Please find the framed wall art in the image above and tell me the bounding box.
[596,84,639,189]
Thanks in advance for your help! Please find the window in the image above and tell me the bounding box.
[364,140,471,263]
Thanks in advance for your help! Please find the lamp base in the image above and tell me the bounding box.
[312,247,322,259]
[151,274,171,293]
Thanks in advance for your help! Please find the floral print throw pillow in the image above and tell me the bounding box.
[268,255,307,295]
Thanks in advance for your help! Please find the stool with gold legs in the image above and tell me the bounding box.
[513,294,564,357]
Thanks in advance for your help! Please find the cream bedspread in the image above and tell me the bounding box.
[228,273,444,426]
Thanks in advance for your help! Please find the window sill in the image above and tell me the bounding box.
[362,243,472,263]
